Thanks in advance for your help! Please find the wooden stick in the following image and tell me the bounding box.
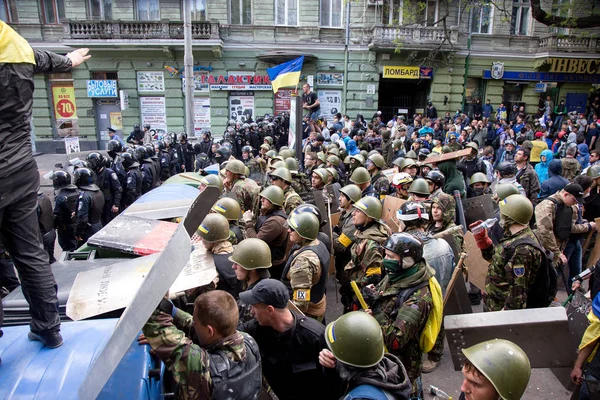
[444,253,468,306]
[179,173,204,183]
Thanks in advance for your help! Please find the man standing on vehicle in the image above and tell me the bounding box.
[0,21,90,348]
[302,83,321,132]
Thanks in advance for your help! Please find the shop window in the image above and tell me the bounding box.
[275,0,298,26]
[190,0,206,21]
[87,0,112,20]
[91,71,118,80]
[1,0,17,22]
[510,0,530,36]
[41,0,65,24]
[136,0,160,21]
[320,0,342,27]
[400,0,438,26]
[230,0,251,25]
[550,0,570,34]
[503,83,524,105]
[48,73,80,138]
[470,0,492,34]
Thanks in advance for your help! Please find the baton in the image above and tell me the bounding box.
[453,190,467,234]
[351,280,369,310]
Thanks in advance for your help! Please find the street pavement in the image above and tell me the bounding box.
[35,153,574,400]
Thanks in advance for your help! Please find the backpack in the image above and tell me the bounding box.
[505,236,558,309]
[547,197,573,242]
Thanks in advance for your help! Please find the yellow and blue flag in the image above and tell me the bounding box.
[266,55,304,93]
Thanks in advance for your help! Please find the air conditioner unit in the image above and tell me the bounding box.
[367,0,384,6]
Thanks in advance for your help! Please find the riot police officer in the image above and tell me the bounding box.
[73,167,105,245]
[86,152,122,225]
[136,147,155,194]
[107,139,126,188]
[156,140,171,182]
[121,152,142,208]
[144,143,161,185]
[52,170,79,252]
[127,123,144,145]
[178,132,194,172]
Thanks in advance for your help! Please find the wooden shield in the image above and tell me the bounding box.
[382,196,405,233]
[463,231,490,291]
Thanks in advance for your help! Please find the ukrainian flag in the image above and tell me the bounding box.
[266,55,304,93]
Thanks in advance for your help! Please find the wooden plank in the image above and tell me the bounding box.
[444,253,467,306]
[381,196,405,232]
[586,217,600,268]
[423,148,471,165]
[463,231,489,291]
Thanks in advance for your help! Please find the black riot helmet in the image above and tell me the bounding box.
[495,161,517,178]
[156,140,166,151]
[73,167,97,190]
[107,139,122,155]
[383,232,424,262]
[193,143,203,154]
[134,146,147,161]
[202,129,212,139]
[121,152,137,169]
[177,132,188,142]
[424,170,445,190]
[52,170,76,190]
[144,143,156,157]
[291,203,326,228]
[133,123,141,130]
[86,152,105,173]
[242,145,253,154]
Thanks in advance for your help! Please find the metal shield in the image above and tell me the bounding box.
[461,194,496,227]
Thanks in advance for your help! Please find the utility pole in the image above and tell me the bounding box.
[183,0,194,135]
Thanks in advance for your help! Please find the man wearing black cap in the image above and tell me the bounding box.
[536,183,597,266]
[238,279,336,400]
[107,127,125,147]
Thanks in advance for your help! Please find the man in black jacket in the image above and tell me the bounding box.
[0,21,90,348]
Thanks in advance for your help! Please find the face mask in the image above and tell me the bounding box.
[383,259,401,274]
[473,187,486,196]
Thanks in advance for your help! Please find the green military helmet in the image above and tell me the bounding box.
[368,150,379,157]
[225,159,246,175]
[271,160,287,170]
[287,212,320,241]
[368,153,386,169]
[279,148,294,159]
[244,166,250,178]
[260,185,285,207]
[392,157,404,168]
[392,139,402,150]
[360,150,369,160]
[212,197,241,221]
[408,178,431,196]
[442,145,452,154]
[587,164,600,179]
[465,142,479,151]
[399,158,418,170]
[316,152,327,164]
[269,167,292,183]
[349,167,371,185]
[229,238,273,270]
[469,172,491,186]
[339,184,362,204]
[285,157,299,172]
[313,168,330,183]
[405,150,418,159]
[280,146,289,151]
[265,149,277,159]
[326,167,339,183]
[200,174,224,192]
[350,154,365,166]
[343,156,352,165]
[499,194,533,225]
[325,311,385,368]
[327,155,341,167]
[327,147,340,156]
[197,213,230,243]
[272,155,285,163]
[260,144,271,152]
[264,136,274,145]
[495,183,520,201]
[352,196,383,220]
[462,339,531,400]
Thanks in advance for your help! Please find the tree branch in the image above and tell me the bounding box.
[530,0,600,29]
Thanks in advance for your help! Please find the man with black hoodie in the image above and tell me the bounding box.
[319,312,411,399]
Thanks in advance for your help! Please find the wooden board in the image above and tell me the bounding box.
[382,168,396,181]
[423,148,471,165]
[381,196,405,232]
[586,217,600,268]
[463,231,490,291]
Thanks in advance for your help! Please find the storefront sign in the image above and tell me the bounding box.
[534,83,547,92]
[193,97,211,134]
[548,58,600,74]
[182,70,209,93]
[275,89,294,115]
[383,66,433,80]
[65,136,80,155]
[52,86,78,120]
[86,80,117,97]
[140,97,167,133]
[137,71,165,92]
[318,90,342,123]
[483,70,600,83]
[316,72,344,86]
[229,93,254,123]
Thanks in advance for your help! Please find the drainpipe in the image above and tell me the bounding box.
[343,1,350,114]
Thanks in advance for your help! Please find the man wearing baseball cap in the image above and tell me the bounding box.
[238,279,336,399]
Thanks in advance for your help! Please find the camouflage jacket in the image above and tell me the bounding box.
[481,227,543,312]
[227,177,261,216]
[142,309,248,400]
[283,185,303,215]
[370,262,435,397]
[292,173,311,194]
[371,171,391,199]
[515,163,540,206]
[285,239,325,317]
[561,157,581,181]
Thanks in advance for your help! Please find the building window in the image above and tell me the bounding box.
[320,0,342,27]
[510,0,530,36]
[230,0,251,25]
[400,0,438,26]
[190,0,206,21]
[1,0,17,22]
[470,0,492,34]
[42,0,65,24]
[136,0,160,21]
[87,0,112,20]
[91,71,118,80]
[550,0,570,34]
[275,0,298,26]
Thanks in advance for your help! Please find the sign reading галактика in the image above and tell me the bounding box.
[87,80,118,98]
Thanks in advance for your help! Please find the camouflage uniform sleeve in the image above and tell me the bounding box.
[534,199,561,259]
[173,308,194,331]
[358,240,384,286]
[571,205,590,235]
[288,251,320,312]
[503,245,537,310]
[386,291,431,352]
[142,310,213,399]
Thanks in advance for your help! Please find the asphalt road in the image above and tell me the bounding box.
[35,153,574,400]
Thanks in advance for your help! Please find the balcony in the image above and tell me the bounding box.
[538,33,600,53]
[369,25,459,51]
[62,20,220,41]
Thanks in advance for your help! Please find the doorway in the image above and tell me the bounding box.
[378,77,431,122]
[94,99,121,150]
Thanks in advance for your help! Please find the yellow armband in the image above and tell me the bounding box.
[338,233,353,248]
[293,288,311,302]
